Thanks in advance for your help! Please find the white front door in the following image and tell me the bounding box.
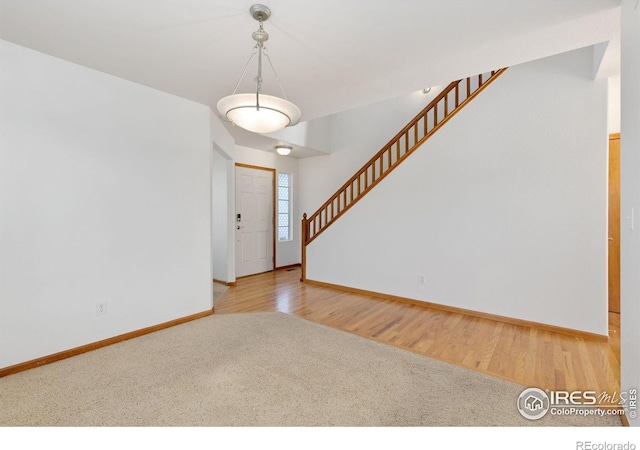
[235,165,274,277]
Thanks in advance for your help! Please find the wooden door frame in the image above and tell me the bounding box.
[234,163,277,276]
[608,133,620,314]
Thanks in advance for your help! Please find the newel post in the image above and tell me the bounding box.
[301,213,307,282]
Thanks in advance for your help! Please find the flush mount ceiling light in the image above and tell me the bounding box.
[217,4,301,134]
[275,145,292,156]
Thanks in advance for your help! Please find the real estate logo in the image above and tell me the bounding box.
[517,387,550,420]
[517,387,637,420]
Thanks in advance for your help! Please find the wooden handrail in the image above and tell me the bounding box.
[302,68,508,249]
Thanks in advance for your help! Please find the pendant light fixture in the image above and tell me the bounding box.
[217,4,301,134]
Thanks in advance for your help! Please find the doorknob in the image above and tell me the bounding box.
[237,226,245,230]
[609,237,614,241]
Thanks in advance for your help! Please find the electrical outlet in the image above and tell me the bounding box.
[96,303,107,316]
[419,275,425,285]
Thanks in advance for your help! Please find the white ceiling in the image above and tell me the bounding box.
[0,0,620,132]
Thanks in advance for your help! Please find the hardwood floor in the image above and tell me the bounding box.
[214,268,621,394]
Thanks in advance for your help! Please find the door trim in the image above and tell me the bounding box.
[608,133,620,314]
[235,163,277,273]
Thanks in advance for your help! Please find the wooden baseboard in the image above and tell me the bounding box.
[0,308,215,378]
[213,279,236,287]
[304,279,609,342]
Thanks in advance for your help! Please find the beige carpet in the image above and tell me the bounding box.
[0,312,621,426]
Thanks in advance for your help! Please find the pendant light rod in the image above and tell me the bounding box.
[255,20,265,111]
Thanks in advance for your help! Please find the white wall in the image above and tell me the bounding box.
[608,74,621,133]
[211,145,232,283]
[620,1,640,427]
[265,115,332,154]
[305,47,609,335]
[0,40,212,368]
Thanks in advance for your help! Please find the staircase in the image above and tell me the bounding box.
[301,68,508,280]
